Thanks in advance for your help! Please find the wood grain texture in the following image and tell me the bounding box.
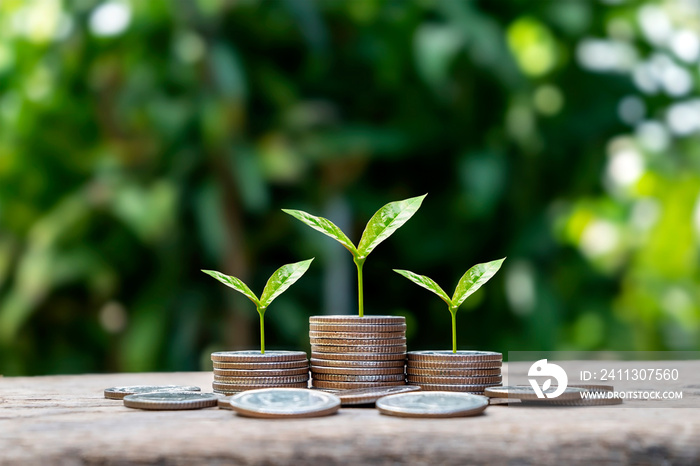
[1,364,699,465]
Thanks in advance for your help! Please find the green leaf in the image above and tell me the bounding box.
[393,269,451,306]
[201,269,260,306]
[259,258,314,309]
[451,257,505,309]
[282,209,358,255]
[357,194,426,258]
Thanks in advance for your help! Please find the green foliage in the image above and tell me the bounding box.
[285,195,425,316]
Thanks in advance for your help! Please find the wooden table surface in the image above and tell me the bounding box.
[2,364,699,465]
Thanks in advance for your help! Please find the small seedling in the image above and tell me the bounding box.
[283,195,426,317]
[202,258,314,354]
[394,258,505,353]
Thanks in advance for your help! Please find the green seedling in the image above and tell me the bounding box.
[394,258,505,353]
[283,195,426,317]
[202,258,314,354]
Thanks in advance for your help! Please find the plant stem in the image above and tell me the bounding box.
[355,258,365,317]
[259,310,265,354]
[451,311,457,353]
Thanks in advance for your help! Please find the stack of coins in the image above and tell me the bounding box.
[309,316,407,390]
[211,350,309,395]
[406,350,503,394]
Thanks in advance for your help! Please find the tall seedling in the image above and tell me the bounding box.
[202,258,314,353]
[394,258,505,352]
[283,195,426,317]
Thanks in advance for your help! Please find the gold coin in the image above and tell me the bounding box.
[309,323,407,333]
[407,350,502,362]
[213,375,308,384]
[212,361,309,370]
[312,380,405,390]
[310,338,407,346]
[309,331,405,340]
[311,345,407,354]
[309,316,405,325]
[211,350,307,363]
[312,373,405,382]
[406,360,502,370]
[213,382,308,393]
[310,358,405,368]
[311,366,404,375]
[409,382,501,392]
[406,368,501,377]
[406,375,502,385]
[311,352,406,361]
[213,368,309,377]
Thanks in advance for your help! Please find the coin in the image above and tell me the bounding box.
[406,368,501,377]
[376,391,489,418]
[312,373,405,383]
[104,385,201,400]
[520,397,623,407]
[123,392,218,410]
[406,360,502,370]
[213,375,309,384]
[332,385,421,405]
[309,331,406,340]
[218,396,233,410]
[213,368,309,377]
[311,345,407,354]
[310,316,405,325]
[406,375,502,385]
[212,361,309,370]
[211,350,307,363]
[484,385,588,401]
[309,323,407,333]
[310,338,407,347]
[213,382,308,394]
[228,388,340,419]
[311,366,404,375]
[311,352,406,361]
[310,358,405,368]
[312,380,405,390]
[569,384,615,392]
[407,350,502,362]
[410,382,501,392]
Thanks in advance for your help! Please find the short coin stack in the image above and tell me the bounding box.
[406,350,502,394]
[310,316,407,390]
[211,350,309,395]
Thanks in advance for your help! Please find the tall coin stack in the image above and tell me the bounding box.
[309,316,407,390]
[406,350,503,394]
[211,350,309,395]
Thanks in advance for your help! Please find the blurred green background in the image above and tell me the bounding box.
[1,0,699,375]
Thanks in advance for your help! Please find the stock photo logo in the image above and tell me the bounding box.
[528,359,568,399]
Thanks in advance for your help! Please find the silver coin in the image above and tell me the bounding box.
[123,392,218,410]
[376,391,489,418]
[228,388,341,418]
[334,385,421,406]
[104,385,201,400]
[484,385,588,401]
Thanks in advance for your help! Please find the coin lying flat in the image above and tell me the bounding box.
[104,385,201,400]
[407,351,502,362]
[310,358,405,368]
[376,391,489,418]
[407,360,502,370]
[569,384,615,392]
[213,375,309,384]
[311,366,404,375]
[211,351,307,363]
[411,382,501,392]
[311,352,406,361]
[312,345,407,354]
[309,323,407,333]
[407,368,501,377]
[521,397,623,407]
[213,368,309,377]
[312,380,405,390]
[218,396,233,410]
[484,385,588,401]
[123,392,218,410]
[312,373,405,383]
[213,382,308,394]
[333,385,421,406]
[229,388,340,419]
[213,361,309,370]
[310,316,405,325]
[309,331,406,340]
[310,338,407,346]
[407,375,502,385]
